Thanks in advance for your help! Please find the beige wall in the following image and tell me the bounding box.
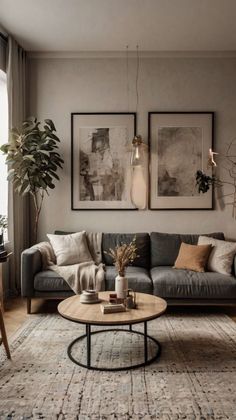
[28,56,236,241]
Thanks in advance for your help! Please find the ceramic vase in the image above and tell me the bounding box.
[115,274,128,299]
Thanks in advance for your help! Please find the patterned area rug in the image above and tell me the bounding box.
[0,312,236,419]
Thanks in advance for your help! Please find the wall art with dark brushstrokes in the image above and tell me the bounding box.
[71,113,136,210]
[149,112,214,210]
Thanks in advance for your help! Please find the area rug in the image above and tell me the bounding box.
[1,312,236,419]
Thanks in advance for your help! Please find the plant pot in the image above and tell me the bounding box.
[115,275,128,299]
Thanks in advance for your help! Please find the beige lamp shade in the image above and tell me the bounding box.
[131,165,147,209]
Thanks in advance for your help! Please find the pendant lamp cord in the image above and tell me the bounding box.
[135,45,140,114]
[126,45,130,112]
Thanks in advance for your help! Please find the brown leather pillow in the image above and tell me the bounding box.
[174,242,212,272]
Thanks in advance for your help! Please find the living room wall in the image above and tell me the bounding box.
[28,54,236,241]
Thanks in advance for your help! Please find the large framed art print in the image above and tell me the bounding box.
[71,112,136,210]
[149,112,214,210]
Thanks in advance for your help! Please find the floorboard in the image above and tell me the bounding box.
[2,297,236,339]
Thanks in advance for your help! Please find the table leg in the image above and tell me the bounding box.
[144,321,148,363]
[86,324,91,368]
[0,305,10,359]
[0,263,4,313]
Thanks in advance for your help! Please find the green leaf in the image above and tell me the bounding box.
[44,119,56,132]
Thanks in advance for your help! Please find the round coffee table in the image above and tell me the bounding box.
[58,292,167,371]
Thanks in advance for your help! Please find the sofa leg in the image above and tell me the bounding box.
[27,298,31,314]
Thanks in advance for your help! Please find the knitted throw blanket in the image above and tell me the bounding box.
[32,232,105,294]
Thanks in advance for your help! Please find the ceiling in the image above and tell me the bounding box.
[1,0,236,52]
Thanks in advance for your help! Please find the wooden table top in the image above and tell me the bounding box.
[58,292,167,326]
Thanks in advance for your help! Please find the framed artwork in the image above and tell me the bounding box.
[71,112,136,210]
[148,112,214,210]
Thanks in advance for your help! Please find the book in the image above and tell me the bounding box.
[101,303,126,314]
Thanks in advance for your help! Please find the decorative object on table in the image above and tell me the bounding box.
[195,140,236,218]
[105,236,138,299]
[108,293,124,304]
[0,215,7,260]
[100,303,126,314]
[125,288,136,309]
[0,117,64,243]
[80,290,100,304]
[148,112,214,209]
[71,112,136,210]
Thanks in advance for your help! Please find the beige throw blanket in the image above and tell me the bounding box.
[32,233,105,294]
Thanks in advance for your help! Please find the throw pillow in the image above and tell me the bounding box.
[47,231,93,266]
[198,235,236,275]
[174,242,212,272]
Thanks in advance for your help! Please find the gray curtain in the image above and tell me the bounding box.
[0,35,7,71]
[7,36,30,294]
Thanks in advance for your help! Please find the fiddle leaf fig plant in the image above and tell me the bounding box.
[0,215,8,232]
[0,117,64,242]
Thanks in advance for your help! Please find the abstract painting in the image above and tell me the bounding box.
[149,112,214,209]
[71,113,136,209]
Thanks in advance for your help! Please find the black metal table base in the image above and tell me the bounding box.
[67,321,161,371]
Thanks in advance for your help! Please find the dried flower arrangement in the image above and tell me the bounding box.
[195,140,236,217]
[105,237,139,277]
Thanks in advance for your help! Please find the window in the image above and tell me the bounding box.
[0,70,8,231]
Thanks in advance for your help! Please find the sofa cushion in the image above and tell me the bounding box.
[150,266,236,299]
[105,266,153,294]
[47,231,93,266]
[34,270,71,292]
[198,236,236,276]
[150,232,225,267]
[174,242,212,272]
[102,233,150,268]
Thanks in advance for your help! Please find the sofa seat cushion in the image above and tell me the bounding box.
[105,266,153,294]
[151,266,236,299]
[34,270,71,292]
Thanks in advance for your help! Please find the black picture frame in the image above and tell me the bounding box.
[148,111,214,210]
[71,112,137,211]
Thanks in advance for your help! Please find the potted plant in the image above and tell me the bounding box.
[105,237,138,298]
[0,117,64,243]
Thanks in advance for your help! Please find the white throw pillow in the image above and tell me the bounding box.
[198,235,236,275]
[47,231,93,266]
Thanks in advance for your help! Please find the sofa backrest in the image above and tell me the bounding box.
[102,233,150,269]
[150,232,225,268]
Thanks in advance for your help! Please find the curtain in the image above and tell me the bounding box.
[0,35,7,71]
[7,36,30,294]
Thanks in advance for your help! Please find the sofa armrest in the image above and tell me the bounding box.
[234,255,236,277]
[21,248,42,297]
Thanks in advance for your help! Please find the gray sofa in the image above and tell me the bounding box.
[21,231,236,313]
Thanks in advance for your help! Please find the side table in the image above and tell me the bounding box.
[0,253,12,313]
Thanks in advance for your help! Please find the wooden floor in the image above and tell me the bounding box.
[2,297,236,339]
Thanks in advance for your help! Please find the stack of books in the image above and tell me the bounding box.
[101,303,126,314]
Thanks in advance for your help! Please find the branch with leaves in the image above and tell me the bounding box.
[0,117,64,242]
[196,139,236,218]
